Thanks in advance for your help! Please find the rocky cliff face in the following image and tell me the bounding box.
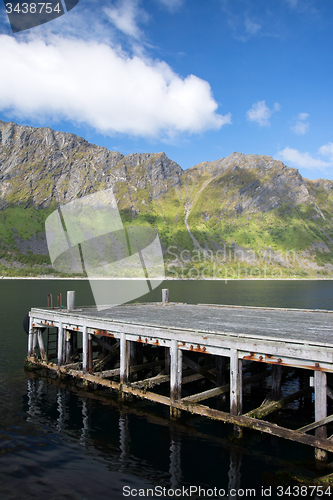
[0,120,183,209]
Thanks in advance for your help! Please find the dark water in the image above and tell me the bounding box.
[1,279,333,499]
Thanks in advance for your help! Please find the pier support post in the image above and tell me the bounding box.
[82,326,88,373]
[28,316,34,357]
[37,328,47,361]
[315,370,327,462]
[57,323,64,368]
[272,365,282,401]
[88,334,93,374]
[230,349,242,437]
[65,330,72,364]
[216,355,227,404]
[120,333,129,385]
[170,340,182,418]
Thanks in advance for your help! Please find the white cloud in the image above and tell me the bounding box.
[0,35,230,138]
[105,0,147,40]
[244,18,261,35]
[318,142,333,161]
[291,112,309,135]
[276,143,333,172]
[246,100,280,127]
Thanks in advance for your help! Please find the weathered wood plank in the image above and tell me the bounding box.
[297,414,333,433]
[244,386,312,419]
[182,370,271,403]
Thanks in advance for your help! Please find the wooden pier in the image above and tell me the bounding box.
[26,290,333,461]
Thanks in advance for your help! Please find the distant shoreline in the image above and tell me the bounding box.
[0,276,332,281]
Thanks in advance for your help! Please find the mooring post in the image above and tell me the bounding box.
[67,291,75,312]
[82,326,88,373]
[315,370,328,461]
[162,288,169,304]
[271,365,282,401]
[230,349,242,436]
[37,328,47,361]
[170,339,182,418]
[57,322,64,368]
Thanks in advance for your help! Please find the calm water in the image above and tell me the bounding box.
[1,279,333,499]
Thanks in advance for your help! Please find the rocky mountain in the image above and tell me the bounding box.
[1,119,333,277]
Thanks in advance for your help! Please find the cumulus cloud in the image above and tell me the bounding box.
[276,143,333,172]
[291,112,309,135]
[246,100,280,127]
[0,35,230,138]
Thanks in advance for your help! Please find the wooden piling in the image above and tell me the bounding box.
[315,370,328,461]
[120,333,128,385]
[170,339,182,418]
[88,334,93,374]
[271,365,282,401]
[230,349,242,437]
[82,325,88,373]
[57,322,64,368]
[37,328,47,361]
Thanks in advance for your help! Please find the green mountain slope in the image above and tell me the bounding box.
[1,120,333,278]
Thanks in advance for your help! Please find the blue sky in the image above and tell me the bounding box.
[0,0,333,179]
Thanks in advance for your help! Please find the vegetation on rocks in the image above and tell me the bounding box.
[1,120,333,279]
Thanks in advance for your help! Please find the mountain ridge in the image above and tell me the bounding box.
[1,119,333,278]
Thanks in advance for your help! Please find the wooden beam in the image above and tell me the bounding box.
[297,413,333,433]
[182,355,216,384]
[244,386,312,419]
[327,386,333,401]
[132,373,170,389]
[182,370,271,404]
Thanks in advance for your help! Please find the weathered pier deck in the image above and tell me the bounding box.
[26,290,333,461]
